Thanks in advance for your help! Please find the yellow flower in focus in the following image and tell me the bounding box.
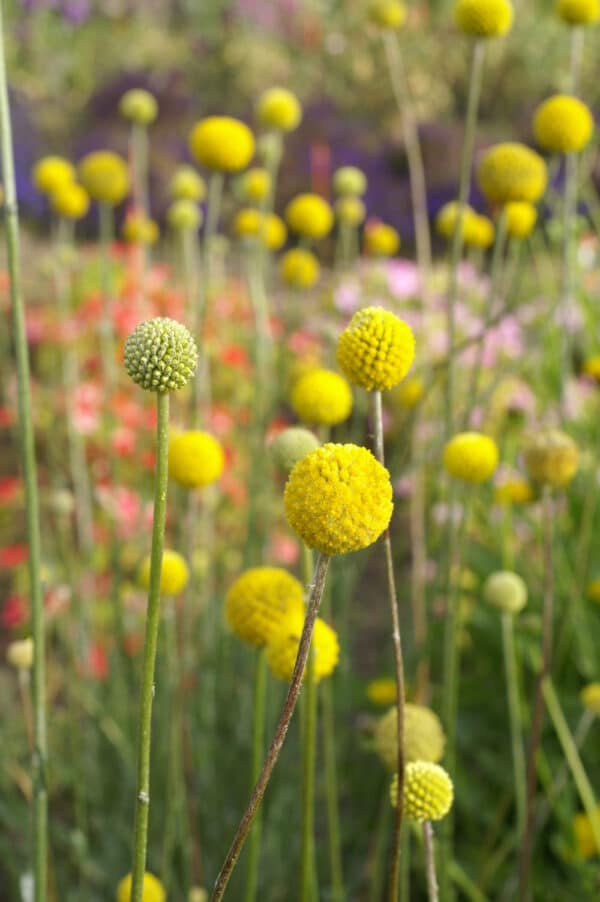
[285,193,333,240]
[32,156,75,195]
[573,806,600,859]
[335,197,366,227]
[454,0,513,37]
[138,549,189,596]
[290,368,353,426]
[6,637,34,670]
[116,872,166,902]
[78,151,130,205]
[533,95,594,154]
[369,0,407,28]
[50,182,89,220]
[256,87,302,133]
[443,432,499,483]
[333,166,367,197]
[119,88,158,125]
[364,221,400,257]
[189,116,255,172]
[337,306,415,392]
[556,0,600,25]
[122,213,159,246]
[280,248,320,288]
[391,761,454,821]
[477,143,547,205]
[394,376,424,408]
[225,566,305,647]
[240,167,272,203]
[284,443,393,555]
[505,202,538,239]
[167,199,202,232]
[367,677,397,706]
[169,431,225,488]
[523,429,579,488]
[266,606,339,683]
[375,704,446,770]
[580,683,600,714]
[170,165,206,202]
[494,478,534,505]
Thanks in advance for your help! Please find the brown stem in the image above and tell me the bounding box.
[423,821,439,902]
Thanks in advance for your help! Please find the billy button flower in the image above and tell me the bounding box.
[169,165,206,202]
[138,550,190,596]
[269,427,320,476]
[189,116,255,173]
[533,94,594,154]
[280,248,320,288]
[367,677,397,706]
[556,0,600,26]
[78,151,130,206]
[435,201,480,244]
[470,213,495,249]
[168,430,225,488]
[391,761,454,821]
[285,193,333,241]
[454,0,514,37]
[225,566,305,647]
[523,429,579,488]
[335,196,366,227]
[368,0,407,28]
[50,182,89,220]
[239,167,272,204]
[333,165,367,197]
[443,432,499,483]
[266,605,339,683]
[483,570,528,614]
[256,87,302,133]
[32,155,75,194]
[119,88,158,126]
[116,872,165,902]
[290,368,353,427]
[7,637,34,670]
[505,201,538,240]
[337,306,415,392]
[364,220,400,257]
[122,213,159,246]
[167,199,202,232]
[582,355,600,381]
[233,208,287,251]
[477,142,548,204]
[374,704,446,770]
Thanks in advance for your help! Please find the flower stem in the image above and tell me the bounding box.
[131,122,150,216]
[300,644,317,901]
[423,821,439,902]
[559,150,578,403]
[98,201,117,392]
[410,424,429,702]
[501,611,527,842]
[130,391,170,902]
[321,677,345,901]
[244,648,268,902]
[568,26,584,93]
[211,554,330,902]
[0,5,47,897]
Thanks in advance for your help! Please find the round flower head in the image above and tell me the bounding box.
[285,193,333,240]
[333,165,368,197]
[395,376,424,408]
[494,477,534,505]
[78,151,129,205]
[573,806,600,859]
[116,872,165,902]
[32,156,75,194]
[122,213,159,246]
[6,637,34,670]
[167,199,202,232]
[284,443,393,555]
[505,201,537,239]
[391,761,454,821]
[267,606,339,683]
[240,167,272,203]
[435,201,479,244]
[233,208,287,250]
[369,0,407,28]
[580,683,600,715]
[256,87,302,133]
[50,182,89,220]
[270,427,320,475]
[170,165,206,202]
[483,570,528,614]
[225,566,304,647]
[374,704,446,771]
[443,432,499,483]
[477,143,548,204]
[533,94,594,154]
[290,368,353,426]
[471,214,495,248]
[454,0,514,37]
[523,429,579,488]
[189,890,208,902]
[139,549,189,596]
[364,221,400,257]
[556,0,600,25]
[367,677,397,706]
[280,248,320,288]
[124,317,198,393]
[335,197,366,227]
[169,431,225,488]
[119,88,158,125]
[189,116,255,172]
[337,306,415,392]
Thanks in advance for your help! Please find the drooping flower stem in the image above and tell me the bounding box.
[501,610,527,842]
[0,6,47,897]
[98,201,117,392]
[130,391,170,902]
[423,821,440,902]
[211,554,331,902]
[373,390,406,902]
[244,648,268,902]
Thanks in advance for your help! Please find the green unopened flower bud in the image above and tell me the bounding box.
[483,570,527,614]
[270,427,320,474]
[124,317,198,393]
[333,165,368,197]
[167,199,202,231]
[170,165,206,202]
[119,88,158,125]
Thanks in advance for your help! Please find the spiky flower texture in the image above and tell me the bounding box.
[454,0,514,37]
[337,306,415,392]
[391,761,454,821]
[124,318,198,393]
[225,567,305,647]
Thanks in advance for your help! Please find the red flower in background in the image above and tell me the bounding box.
[1,594,28,629]
[0,476,21,504]
[220,344,251,372]
[0,544,28,568]
[88,642,109,681]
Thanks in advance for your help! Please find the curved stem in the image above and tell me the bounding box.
[501,611,526,842]
[423,821,439,902]
[244,649,268,902]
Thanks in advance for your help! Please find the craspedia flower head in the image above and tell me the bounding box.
[364,221,400,257]
[240,167,272,203]
[170,165,206,202]
[116,872,165,902]
[333,165,368,197]
[290,368,353,426]
[483,570,528,614]
[284,443,393,555]
[454,0,513,37]
[233,209,287,250]
[469,214,495,249]
[189,116,255,172]
[369,0,407,28]
[505,201,538,239]
[225,567,305,647]
[32,156,75,194]
[256,87,302,133]
[139,549,189,596]
[391,761,454,821]
[435,201,479,243]
[263,214,287,251]
[443,432,499,483]
[124,317,198,393]
[6,637,34,670]
[523,429,579,488]
[119,88,158,125]
[270,427,320,475]
[336,197,367,227]
[266,607,339,683]
[78,151,129,205]
[494,478,535,505]
[374,704,446,770]
[50,182,89,220]
[285,193,333,240]
[367,677,397,706]
[280,248,320,288]
[477,143,548,204]
[533,94,594,154]
[337,306,415,392]
[580,683,600,715]
[556,0,600,24]
[168,431,225,488]
[167,199,202,232]
[122,213,159,246]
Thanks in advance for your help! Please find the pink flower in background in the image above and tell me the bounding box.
[387,259,421,299]
[112,427,136,457]
[72,382,103,434]
[333,279,361,314]
[563,377,594,421]
[88,643,109,681]
[96,485,142,537]
[269,532,300,566]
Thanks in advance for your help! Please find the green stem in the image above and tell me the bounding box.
[321,678,345,901]
[244,649,268,902]
[132,122,150,216]
[501,611,527,842]
[300,645,317,901]
[568,26,584,94]
[130,391,171,901]
[559,150,578,404]
[423,821,439,902]
[535,709,595,833]
[0,5,48,898]
[98,202,117,392]
[368,787,392,902]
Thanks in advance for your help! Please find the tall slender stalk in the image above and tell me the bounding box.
[321,677,345,901]
[423,821,439,902]
[98,202,117,392]
[130,392,170,901]
[559,150,578,403]
[300,647,317,901]
[410,424,429,702]
[501,611,527,841]
[244,649,268,902]
[567,26,584,93]
[131,122,150,216]
[0,5,48,897]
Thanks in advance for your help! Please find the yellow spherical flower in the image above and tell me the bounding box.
[32,156,75,195]
[266,606,339,683]
[122,213,159,245]
[170,165,206,202]
[284,443,393,556]
[50,182,89,220]
[483,570,528,614]
[290,368,353,426]
[394,376,424,408]
[240,167,272,203]
[435,201,479,244]
[477,143,548,204]
[189,116,255,173]
[335,197,366,227]
[374,704,446,770]
[169,431,225,488]
[119,88,158,125]
[369,0,407,28]
[582,355,600,381]
[505,201,538,239]
[443,432,499,483]
[533,94,594,154]
[280,248,320,288]
[523,429,579,488]
[233,208,286,250]
[556,0,600,26]
[454,0,513,37]
[494,478,534,505]
[367,677,397,706]
[256,87,302,133]
[333,166,368,197]
[391,761,454,821]
[263,214,287,251]
[116,872,166,902]
[6,637,34,670]
[580,683,600,715]
[167,199,202,231]
[78,151,130,205]
[285,193,333,240]
[138,549,189,596]
[364,221,400,257]
[225,567,305,647]
[469,214,495,249]
[337,306,415,392]
[573,806,600,859]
